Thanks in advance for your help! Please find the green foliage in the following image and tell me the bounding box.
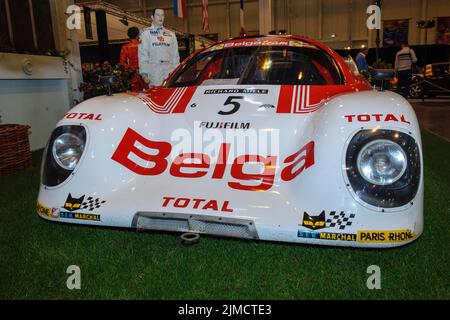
[364,59,396,90]
[79,62,138,100]
[371,58,393,69]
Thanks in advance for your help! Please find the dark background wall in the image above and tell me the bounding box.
[336,44,450,67]
[80,35,195,66]
[82,42,450,68]
[0,0,55,54]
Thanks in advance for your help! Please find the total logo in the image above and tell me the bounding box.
[64,113,102,121]
[344,113,411,124]
[162,197,234,213]
[112,128,315,192]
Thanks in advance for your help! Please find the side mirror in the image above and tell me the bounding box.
[371,69,395,91]
[100,76,117,96]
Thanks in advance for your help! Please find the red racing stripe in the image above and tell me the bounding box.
[172,87,197,113]
[276,86,294,113]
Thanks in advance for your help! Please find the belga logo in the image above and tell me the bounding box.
[112,128,315,192]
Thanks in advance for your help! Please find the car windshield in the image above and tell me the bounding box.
[166,42,344,87]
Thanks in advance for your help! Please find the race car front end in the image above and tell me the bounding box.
[296,89,424,248]
[36,35,424,248]
[36,87,423,248]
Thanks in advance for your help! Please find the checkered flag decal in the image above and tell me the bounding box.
[81,197,106,211]
[326,211,355,230]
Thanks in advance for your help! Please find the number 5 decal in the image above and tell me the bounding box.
[219,96,243,115]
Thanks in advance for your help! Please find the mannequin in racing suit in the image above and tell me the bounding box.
[138,8,180,86]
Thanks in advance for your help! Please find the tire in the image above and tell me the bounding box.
[410,84,423,99]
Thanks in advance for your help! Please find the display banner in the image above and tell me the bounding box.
[240,0,245,36]
[84,6,93,40]
[383,19,409,47]
[202,0,209,32]
[436,17,450,44]
[174,0,187,19]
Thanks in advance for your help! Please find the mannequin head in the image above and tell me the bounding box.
[151,8,165,28]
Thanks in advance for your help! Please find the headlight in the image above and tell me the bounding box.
[42,126,86,187]
[345,130,420,208]
[52,133,85,170]
[357,139,407,185]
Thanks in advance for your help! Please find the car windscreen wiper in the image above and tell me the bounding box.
[237,45,264,85]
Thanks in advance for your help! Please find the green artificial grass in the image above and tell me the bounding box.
[0,130,449,300]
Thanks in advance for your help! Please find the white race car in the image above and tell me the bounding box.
[37,35,423,248]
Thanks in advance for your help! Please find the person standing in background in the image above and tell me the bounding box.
[395,41,418,98]
[138,8,180,86]
[355,48,369,73]
[119,27,147,91]
[120,27,140,68]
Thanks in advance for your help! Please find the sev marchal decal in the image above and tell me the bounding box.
[302,211,356,231]
[59,193,104,221]
[299,210,357,242]
[59,212,101,221]
[297,231,357,242]
[63,193,106,212]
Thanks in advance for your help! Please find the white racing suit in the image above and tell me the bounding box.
[138,25,180,86]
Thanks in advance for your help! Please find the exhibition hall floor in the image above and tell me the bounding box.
[0,128,449,299]
[411,99,450,141]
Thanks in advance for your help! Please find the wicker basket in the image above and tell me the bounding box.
[0,124,32,176]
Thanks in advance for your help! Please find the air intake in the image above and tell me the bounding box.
[132,212,258,239]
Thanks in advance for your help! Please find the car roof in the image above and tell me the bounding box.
[209,34,355,81]
[217,34,323,49]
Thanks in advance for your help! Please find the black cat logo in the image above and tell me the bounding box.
[302,211,326,230]
[63,194,85,212]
